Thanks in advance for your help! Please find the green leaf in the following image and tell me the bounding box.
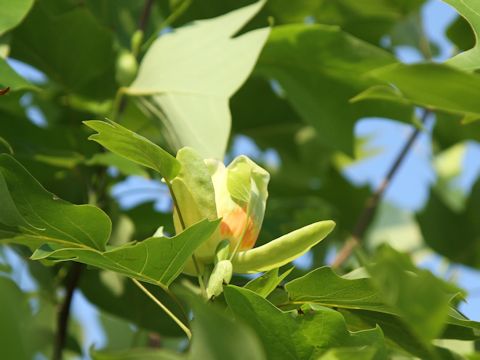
[0,0,33,35]
[317,347,379,360]
[354,63,480,118]
[284,266,480,347]
[256,24,400,155]
[127,0,270,159]
[245,267,293,298]
[232,220,335,273]
[268,0,423,44]
[286,267,390,313]
[224,286,386,360]
[186,290,266,360]
[433,112,480,149]
[86,152,149,178]
[446,15,476,53]
[417,177,480,268]
[91,348,183,360]
[443,0,480,71]
[366,246,452,344]
[84,120,180,181]
[0,150,217,287]
[0,58,36,91]
[0,154,111,251]
[0,277,35,360]
[340,310,442,359]
[10,2,116,97]
[32,218,220,287]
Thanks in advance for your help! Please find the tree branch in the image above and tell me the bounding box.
[53,2,158,358]
[53,263,84,360]
[138,0,155,33]
[331,109,431,269]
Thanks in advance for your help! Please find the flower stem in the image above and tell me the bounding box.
[132,278,192,339]
[110,86,127,122]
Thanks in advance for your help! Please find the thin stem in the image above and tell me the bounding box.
[331,11,434,270]
[52,263,84,360]
[132,278,192,339]
[138,0,155,33]
[110,86,127,122]
[142,0,192,52]
[166,183,186,229]
[191,254,207,296]
[331,109,431,269]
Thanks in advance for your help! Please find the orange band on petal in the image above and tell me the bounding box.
[219,208,259,251]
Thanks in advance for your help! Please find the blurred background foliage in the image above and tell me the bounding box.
[1,0,480,359]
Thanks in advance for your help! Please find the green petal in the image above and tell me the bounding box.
[231,220,335,273]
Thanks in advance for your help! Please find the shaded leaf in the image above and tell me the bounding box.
[417,178,480,268]
[80,269,186,337]
[366,246,451,344]
[446,15,476,53]
[186,289,266,360]
[256,24,401,155]
[269,0,424,44]
[0,277,35,360]
[10,1,116,98]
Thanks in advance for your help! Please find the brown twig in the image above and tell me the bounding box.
[52,263,84,360]
[331,109,431,269]
[138,0,155,33]
[0,87,10,96]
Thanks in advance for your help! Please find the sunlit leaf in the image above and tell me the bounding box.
[127,0,270,159]
[84,120,180,181]
[0,154,111,250]
[245,267,293,298]
[0,0,33,35]
[32,218,219,287]
[354,63,480,119]
[224,286,386,360]
[443,0,480,71]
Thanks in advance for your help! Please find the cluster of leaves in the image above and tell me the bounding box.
[1,0,480,359]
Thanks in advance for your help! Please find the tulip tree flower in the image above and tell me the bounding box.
[170,147,335,298]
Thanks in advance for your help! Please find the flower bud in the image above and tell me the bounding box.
[172,149,269,265]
